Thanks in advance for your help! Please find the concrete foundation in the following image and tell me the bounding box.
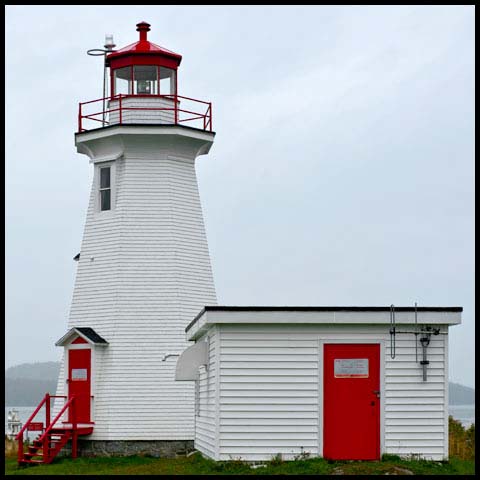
[61,440,195,458]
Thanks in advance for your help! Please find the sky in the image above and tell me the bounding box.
[5,5,475,388]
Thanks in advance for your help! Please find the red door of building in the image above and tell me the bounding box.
[323,343,380,460]
[68,348,91,423]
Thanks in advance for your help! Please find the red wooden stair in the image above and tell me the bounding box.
[16,394,93,466]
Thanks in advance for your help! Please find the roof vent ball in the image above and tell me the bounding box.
[136,21,151,41]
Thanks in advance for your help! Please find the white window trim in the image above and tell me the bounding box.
[95,161,116,215]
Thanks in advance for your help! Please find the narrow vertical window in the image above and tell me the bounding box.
[99,166,111,211]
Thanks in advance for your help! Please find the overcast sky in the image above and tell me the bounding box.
[5,5,474,387]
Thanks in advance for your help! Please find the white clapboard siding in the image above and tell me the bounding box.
[194,329,217,458]
[195,323,449,461]
[217,326,319,461]
[108,97,175,125]
[56,135,217,440]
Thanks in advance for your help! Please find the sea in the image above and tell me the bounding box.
[5,404,475,434]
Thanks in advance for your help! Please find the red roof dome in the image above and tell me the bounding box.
[106,22,182,70]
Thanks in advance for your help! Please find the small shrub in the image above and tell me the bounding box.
[381,453,401,462]
[5,436,18,458]
[211,456,250,474]
[269,452,284,465]
[226,455,245,464]
[449,416,475,461]
[293,447,311,461]
[405,453,424,461]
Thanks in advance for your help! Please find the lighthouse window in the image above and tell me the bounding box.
[133,66,158,95]
[99,166,111,211]
[160,67,176,95]
[114,67,131,95]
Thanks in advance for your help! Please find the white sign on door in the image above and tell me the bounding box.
[71,368,88,381]
[334,358,369,378]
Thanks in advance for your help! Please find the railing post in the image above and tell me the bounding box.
[174,94,178,125]
[43,393,51,462]
[209,103,212,132]
[78,103,82,133]
[42,429,48,462]
[17,435,23,464]
[45,393,51,429]
[71,397,77,459]
[119,95,122,125]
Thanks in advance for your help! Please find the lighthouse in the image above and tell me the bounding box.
[52,22,217,456]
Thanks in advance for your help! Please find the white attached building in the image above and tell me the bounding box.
[176,306,462,462]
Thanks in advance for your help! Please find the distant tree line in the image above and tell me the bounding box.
[5,361,60,406]
[5,378,58,406]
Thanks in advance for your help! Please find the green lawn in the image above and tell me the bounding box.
[4,453,475,476]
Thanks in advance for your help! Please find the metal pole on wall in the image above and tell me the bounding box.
[102,54,107,126]
[87,34,116,128]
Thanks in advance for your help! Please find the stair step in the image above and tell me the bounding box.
[20,459,44,465]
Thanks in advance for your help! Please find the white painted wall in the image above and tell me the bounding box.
[55,128,217,440]
[194,322,451,462]
[194,328,218,457]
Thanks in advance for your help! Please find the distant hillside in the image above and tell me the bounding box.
[4,361,475,406]
[5,362,60,406]
[6,362,60,381]
[5,378,58,406]
[449,382,475,405]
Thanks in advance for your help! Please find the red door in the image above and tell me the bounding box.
[68,348,91,423]
[323,343,380,460]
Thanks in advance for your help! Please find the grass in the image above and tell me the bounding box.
[5,416,474,475]
[4,452,475,476]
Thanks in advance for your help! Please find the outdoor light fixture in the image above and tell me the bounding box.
[419,336,430,348]
[104,34,116,51]
[419,333,431,381]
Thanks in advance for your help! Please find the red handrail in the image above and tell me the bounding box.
[37,396,75,444]
[40,396,76,462]
[15,394,47,441]
[16,394,68,464]
[16,393,95,464]
[78,94,212,133]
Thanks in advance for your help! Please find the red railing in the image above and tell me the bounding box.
[78,94,213,133]
[38,396,77,461]
[16,394,70,463]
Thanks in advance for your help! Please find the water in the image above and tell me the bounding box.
[449,404,476,428]
[5,404,475,434]
[5,406,46,438]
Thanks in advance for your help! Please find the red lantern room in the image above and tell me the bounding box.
[106,22,181,97]
[78,22,212,132]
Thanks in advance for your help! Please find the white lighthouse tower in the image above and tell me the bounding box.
[53,21,217,456]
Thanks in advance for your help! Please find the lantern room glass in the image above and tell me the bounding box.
[133,66,158,95]
[160,67,176,96]
[112,66,177,96]
[114,67,131,95]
